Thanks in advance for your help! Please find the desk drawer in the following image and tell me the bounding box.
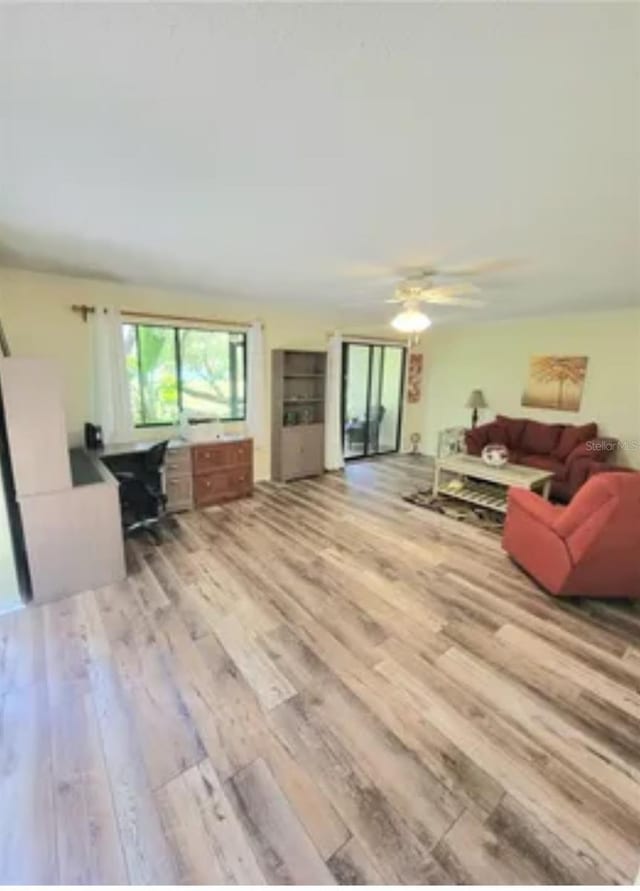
[228,466,252,492]
[194,470,228,506]
[194,468,253,507]
[166,447,192,477]
[166,475,193,512]
[227,440,252,467]
[193,440,252,473]
[193,443,228,473]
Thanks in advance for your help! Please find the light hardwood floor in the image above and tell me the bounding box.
[1,455,640,884]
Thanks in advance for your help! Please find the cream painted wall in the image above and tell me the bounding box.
[421,310,640,468]
[0,267,421,480]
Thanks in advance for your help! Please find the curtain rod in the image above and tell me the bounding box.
[71,304,254,328]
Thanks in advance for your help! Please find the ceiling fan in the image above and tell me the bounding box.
[348,259,516,334]
[388,274,484,333]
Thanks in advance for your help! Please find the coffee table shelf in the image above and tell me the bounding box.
[433,454,554,514]
[439,480,508,513]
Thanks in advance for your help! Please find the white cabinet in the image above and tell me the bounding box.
[0,358,125,603]
[0,358,71,495]
[20,452,125,603]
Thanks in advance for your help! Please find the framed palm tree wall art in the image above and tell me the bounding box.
[521,355,589,412]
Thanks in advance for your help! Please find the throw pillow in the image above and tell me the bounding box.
[553,422,598,461]
[495,415,527,450]
[465,425,490,454]
[487,421,510,445]
[520,420,564,456]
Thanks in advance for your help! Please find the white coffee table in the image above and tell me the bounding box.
[433,453,554,514]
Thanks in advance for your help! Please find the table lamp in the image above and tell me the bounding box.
[466,389,487,428]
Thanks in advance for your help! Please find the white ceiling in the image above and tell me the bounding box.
[1,2,639,325]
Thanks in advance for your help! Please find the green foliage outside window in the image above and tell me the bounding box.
[123,323,246,426]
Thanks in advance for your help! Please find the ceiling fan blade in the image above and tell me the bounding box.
[397,281,479,300]
[437,258,520,277]
[395,264,439,280]
[433,282,479,297]
[344,259,440,281]
[422,294,486,307]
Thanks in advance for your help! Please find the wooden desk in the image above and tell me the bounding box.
[99,436,254,512]
[99,438,186,458]
[20,449,126,603]
[0,357,128,603]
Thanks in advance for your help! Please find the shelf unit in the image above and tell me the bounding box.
[283,374,325,380]
[271,349,327,482]
[283,398,324,404]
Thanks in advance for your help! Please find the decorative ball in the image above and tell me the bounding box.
[481,443,509,467]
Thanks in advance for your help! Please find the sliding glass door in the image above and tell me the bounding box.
[342,342,406,460]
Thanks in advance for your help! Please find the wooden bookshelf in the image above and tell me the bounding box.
[271,350,327,482]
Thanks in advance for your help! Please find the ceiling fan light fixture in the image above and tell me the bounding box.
[391,306,432,333]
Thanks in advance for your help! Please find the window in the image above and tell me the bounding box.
[123,323,246,426]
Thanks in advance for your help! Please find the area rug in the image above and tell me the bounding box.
[403,488,505,535]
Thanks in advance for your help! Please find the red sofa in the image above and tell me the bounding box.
[465,415,617,501]
[502,472,640,598]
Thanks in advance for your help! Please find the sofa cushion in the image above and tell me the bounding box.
[465,425,490,455]
[552,422,598,461]
[520,420,563,456]
[484,421,510,447]
[521,453,567,480]
[495,415,528,449]
[551,426,580,461]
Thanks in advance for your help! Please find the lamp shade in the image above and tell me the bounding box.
[466,389,487,409]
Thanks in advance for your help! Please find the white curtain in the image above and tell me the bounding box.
[246,321,266,449]
[325,333,344,471]
[91,306,134,444]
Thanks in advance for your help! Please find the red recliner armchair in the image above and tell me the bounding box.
[502,472,640,598]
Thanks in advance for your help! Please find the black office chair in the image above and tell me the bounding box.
[115,440,169,543]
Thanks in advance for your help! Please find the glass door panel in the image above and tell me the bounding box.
[343,344,370,459]
[342,342,406,460]
[378,346,404,453]
[366,345,383,455]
